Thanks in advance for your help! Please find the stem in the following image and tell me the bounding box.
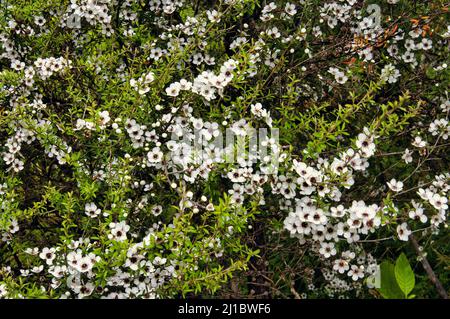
[409,234,448,299]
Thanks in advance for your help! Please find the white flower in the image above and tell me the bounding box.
[67,251,83,269]
[397,222,411,241]
[76,256,94,273]
[429,118,449,139]
[387,179,404,192]
[308,208,328,225]
[130,72,154,94]
[8,218,19,233]
[331,159,348,175]
[179,79,192,90]
[191,118,203,130]
[285,3,297,16]
[350,200,378,220]
[227,169,246,183]
[328,67,348,84]
[49,265,67,278]
[39,247,57,265]
[99,111,110,127]
[108,221,130,242]
[402,148,413,163]
[412,136,426,148]
[381,63,401,83]
[250,103,267,117]
[342,250,356,260]
[192,53,204,65]
[292,160,309,177]
[25,247,39,255]
[355,129,376,157]
[0,284,7,297]
[331,205,346,218]
[409,208,427,223]
[333,259,350,274]
[31,265,44,273]
[125,253,143,271]
[206,9,221,22]
[420,38,432,50]
[147,147,163,163]
[347,265,365,281]
[143,72,155,84]
[11,159,24,172]
[429,194,448,211]
[319,242,337,258]
[151,205,163,216]
[34,16,46,26]
[165,82,181,97]
[85,202,101,218]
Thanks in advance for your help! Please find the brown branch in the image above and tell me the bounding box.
[409,234,448,299]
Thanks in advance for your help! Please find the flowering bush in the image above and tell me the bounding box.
[0,0,448,299]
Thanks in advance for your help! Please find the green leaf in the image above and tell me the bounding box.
[425,67,437,79]
[378,261,404,299]
[395,253,415,297]
[179,7,195,23]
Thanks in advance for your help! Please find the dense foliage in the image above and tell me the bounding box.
[0,0,449,299]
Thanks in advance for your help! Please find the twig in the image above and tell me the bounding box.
[290,285,302,299]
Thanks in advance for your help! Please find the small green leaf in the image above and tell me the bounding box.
[425,67,437,79]
[179,7,195,23]
[395,253,415,297]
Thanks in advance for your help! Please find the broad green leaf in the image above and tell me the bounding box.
[378,261,404,299]
[395,253,415,297]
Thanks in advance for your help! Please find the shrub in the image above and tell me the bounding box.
[0,0,448,299]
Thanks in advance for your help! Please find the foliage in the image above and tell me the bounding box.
[0,0,448,299]
[379,253,415,299]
